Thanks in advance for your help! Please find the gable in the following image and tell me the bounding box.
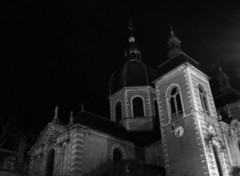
[31,122,67,150]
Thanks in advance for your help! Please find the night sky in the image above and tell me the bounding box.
[1,0,240,132]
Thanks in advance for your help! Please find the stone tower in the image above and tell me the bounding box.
[154,29,230,176]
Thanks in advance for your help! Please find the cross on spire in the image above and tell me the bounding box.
[128,20,134,32]
[124,21,141,61]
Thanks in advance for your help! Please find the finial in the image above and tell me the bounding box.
[54,106,59,119]
[69,111,74,124]
[170,25,174,36]
[167,26,182,59]
[81,103,84,111]
[52,106,60,124]
[124,20,141,61]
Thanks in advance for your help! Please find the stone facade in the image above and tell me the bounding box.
[28,120,140,176]
[29,28,240,176]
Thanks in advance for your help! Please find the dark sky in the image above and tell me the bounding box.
[1,0,240,131]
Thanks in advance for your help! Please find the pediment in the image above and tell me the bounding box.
[32,122,66,149]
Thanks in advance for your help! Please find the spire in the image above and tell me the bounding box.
[128,21,135,43]
[124,21,141,61]
[216,63,231,92]
[52,106,60,124]
[217,62,222,72]
[167,26,182,59]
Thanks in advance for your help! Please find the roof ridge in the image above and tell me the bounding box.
[81,110,113,122]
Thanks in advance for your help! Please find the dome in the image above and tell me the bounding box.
[109,59,157,95]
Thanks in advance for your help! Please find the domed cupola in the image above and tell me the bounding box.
[109,59,155,95]
[109,23,159,132]
[109,24,156,95]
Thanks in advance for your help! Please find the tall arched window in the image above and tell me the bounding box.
[45,149,55,176]
[169,87,183,120]
[212,145,223,176]
[113,148,122,166]
[198,85,210,115]
[132,97,144,117]
[115,102,122,122]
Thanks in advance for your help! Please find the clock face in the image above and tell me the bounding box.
[175,126,184,137]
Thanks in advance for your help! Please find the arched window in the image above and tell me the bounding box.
[115,102,122,122]
[169,87,183,120]
[113,148,122,166]
[132,97,144,117]
[45,149,55,176]
[198,85,210,115]
[212,145,223,176]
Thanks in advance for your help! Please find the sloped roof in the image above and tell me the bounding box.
[73,110,161,147]
[109,60,158,95]
[157,52,201,78]
[214,88,240,108]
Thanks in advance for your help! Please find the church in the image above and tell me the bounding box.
[28,25,240,176]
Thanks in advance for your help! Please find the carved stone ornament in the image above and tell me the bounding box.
[205,133,214,143]
[210,136,225,152]
[207,124,216,136]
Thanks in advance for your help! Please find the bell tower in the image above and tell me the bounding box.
[154,29,231,176]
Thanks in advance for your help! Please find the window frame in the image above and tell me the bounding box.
[113,148,123,166]
[131,96,146,118]
[45,148,55,176]
[110,145,126,166]
[165,84,185,122]
[114,101,122,122]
